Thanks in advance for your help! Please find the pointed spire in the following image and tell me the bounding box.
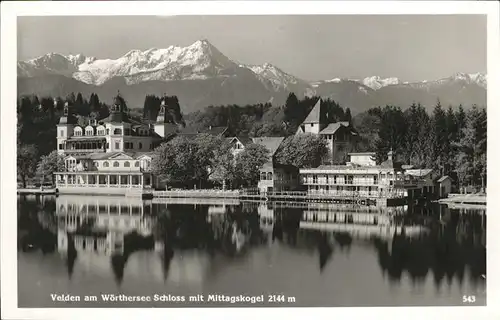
[302,98,323,124]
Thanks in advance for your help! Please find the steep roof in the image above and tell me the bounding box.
[251,137,285,157]
[226,136,253,146]
[302,99,322,124]
[99,112,131,124]
[405,169,434,177]
[437,175,451,183]
[319,123,343,135]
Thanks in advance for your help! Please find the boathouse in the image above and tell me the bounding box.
[253,137,299,193]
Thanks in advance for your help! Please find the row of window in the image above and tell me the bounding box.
[65,159,151,169]
[124,142,151,150]
[259,172,297,181]
[96,161,141,168]
[308,174,380,184]
[67,127,151,137]
[59,141,151,151]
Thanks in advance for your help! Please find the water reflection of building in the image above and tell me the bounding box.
[56,196,154,256]
[258,203,274,232]
[299,205,426,241]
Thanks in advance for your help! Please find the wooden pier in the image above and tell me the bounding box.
[438,193,486,205]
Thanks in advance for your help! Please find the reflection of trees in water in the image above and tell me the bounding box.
[17,196,57,254]
[110,231,155,285]
[373,208,486,290]
[66,233,77,278]
[19,197,486,291]
[155,204,266,258]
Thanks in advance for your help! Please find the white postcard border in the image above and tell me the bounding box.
[1,1,499,319]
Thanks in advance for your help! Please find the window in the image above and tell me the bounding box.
[106,129,110,135]
[115,142,120,150]
[113,161,119,167]
[260,172,266,180]
[347,175,353,184]
[267,172,273,180]
[374,175,378,185]
[95,162,99,167]
[124,161,130,167]
[106,143,109,149]
[135,161,140,167]
[129,142,134,149]
[139,143,142,149]
[113,128,122,135]
[103,161,109,167]
[333,175,337,184]
[313,175,318,183]
[58,144,63,150]
[60,130,64,137]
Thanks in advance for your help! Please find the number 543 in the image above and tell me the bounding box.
[463,295,476,303]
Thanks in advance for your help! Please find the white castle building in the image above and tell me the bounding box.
[54,94,177,194]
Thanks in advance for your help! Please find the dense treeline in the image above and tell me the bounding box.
[352,101,486,188]
[184,93,352,137]
[142,94,185,127]
[17,90,487,189]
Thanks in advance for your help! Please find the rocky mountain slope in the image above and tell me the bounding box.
[18,40,486,114]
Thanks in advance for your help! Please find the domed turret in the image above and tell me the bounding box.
[59,101,73,124]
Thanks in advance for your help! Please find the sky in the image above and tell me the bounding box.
[17,15,486,82]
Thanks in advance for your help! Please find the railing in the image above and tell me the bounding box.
[57,183,143,189]
[153,190,240,199]
[240,189,406,199]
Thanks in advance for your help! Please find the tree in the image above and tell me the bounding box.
[344,108,352,123]
[232,144,269,188]
[453,105,487,189]
[431,100,448,174]
[194,134,234,187]
[151,137,200,188]
[275,134,328,168]
[17,145,38,187]
[36,150,65,185]
[284,92,300,126]
[372,105,407,164]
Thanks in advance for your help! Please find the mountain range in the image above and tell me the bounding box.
[17,39,487,114]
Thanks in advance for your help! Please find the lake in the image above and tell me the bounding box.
[17,195,486,307]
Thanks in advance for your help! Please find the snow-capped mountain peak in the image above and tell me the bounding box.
[17,40,487,96]
[361,76,400,90]
[18,39,240,85]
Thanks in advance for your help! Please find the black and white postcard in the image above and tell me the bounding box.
[1,1,499,320]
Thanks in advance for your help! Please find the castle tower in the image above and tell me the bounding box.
[154,94,168,138]
[56,101,75,154]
